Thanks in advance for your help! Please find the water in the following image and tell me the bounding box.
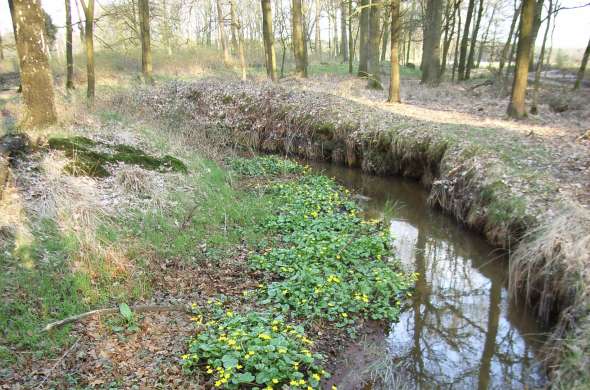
[308,162,548,390]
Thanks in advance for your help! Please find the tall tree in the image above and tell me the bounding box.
[261,0,278,81]
[458,0,476,80]
[465,0,484,79]
[388,0,401,102]
[315,0,321,53]
[421,0,443,84]
[530,0,552,114]
[230,0,247,80]
[367,0,383,88]
[12,0,57,126]
[138,0,153,84]
[216,0,230,65]
[477,2,498,68]
[573,36,590,91]
[8,0,22,92]
[65,0,75,90]
[498,0,521,76]
[507,0,535,118]
[341,0,349,62]
[229,0,239,54]
[0,33,3,60]
[380,5,390,62]
[441,0,461,76]
[348,0,354,73]
[358,0,370,76]
[293,0,308,76]
[80,0,95,103]
[528,0,544,69]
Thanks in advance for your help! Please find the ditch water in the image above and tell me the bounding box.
[308,162,549,390]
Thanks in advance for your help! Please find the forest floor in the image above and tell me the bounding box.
[1,65,590,388]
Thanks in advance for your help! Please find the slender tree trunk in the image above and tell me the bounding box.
[545,6,558,69]
[358,0,370,76]
[388,0,401,103]
[367,0,383,88]
[573,36,590,91]
[12,0,57,127]
[421,0,442,84]
[292,0,307,77]
[458,0,476,80]
[341,1,349,62]
[451,6,462,81]
[138,0,153,84]
[8,0,22,92]
[380,6,390,62]
[507,28,519,72]
[0,33,4,60]
[348,0,354,72]
[216,0,230,65]
[261,0,277,81]
[75,0,85,43]
[507,0,535,118]
[498,1,520,76]
[530,0,552,114]
[229,0,247,80]
[528,0,544,70]
[65,0,75,90]
[465,0,484,79]
[441,0,460,77]
[229,0,239,54]
[333,6,339,58]
[315,0,321,53]
[477,4,496,68]
[80,0,95,103]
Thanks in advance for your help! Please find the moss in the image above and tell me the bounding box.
[48,137,187,177]
[222,95,234,104]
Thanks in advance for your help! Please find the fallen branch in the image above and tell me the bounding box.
[42,304,188,332]
[37,335,82,387]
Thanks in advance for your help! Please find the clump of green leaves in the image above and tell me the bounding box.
[250,175,414,325]
[229,156,305,177]
[183,299,328,389]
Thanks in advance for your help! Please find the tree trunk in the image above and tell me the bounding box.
[229,0,247,80]
[12,0,57,127]
[367,0,383,88]
[0,32,3,60]
[458,0,476,80]
[441,0,460,77]
[341,1,349,62]
[421,0,442,85]
[229,0,239,55]
[477,4,497,68]
[216,0,230,65]
[530,0,552,114]
[388,0,401,103]
[465,0,484,79]
[80,0,95,103]
[528,0,544,70]
[380,6,390,62]
[573,36,590,91]
[138,0,153,84]
[293,0,308,77]
[8,0,22,92]
[358,0,370,76]
[65,0,75,89]
[498,0,522,77]
[75,0,86,43]
[261,0,277,81]
[315,0,321,53]
[451,3,462,81]
[507,0,535,118]
[348,0,354,72]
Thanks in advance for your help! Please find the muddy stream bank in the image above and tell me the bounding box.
[308,162,548,390]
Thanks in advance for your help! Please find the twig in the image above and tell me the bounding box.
[37,335,81,388]
[42,304,187,332]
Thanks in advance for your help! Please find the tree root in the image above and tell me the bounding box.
[42,304,188,332]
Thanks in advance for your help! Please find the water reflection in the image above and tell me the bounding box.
[308,162,547,390]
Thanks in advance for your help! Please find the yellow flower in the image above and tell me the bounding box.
[272,378,279,384]
[290,380,299,386]
[312,373,321,381]
[237,364,243,369]
[181,354,189,360]
[278,348,287,354]
[207,368,213,374]
[226,310,234,317]
[341,313,348,318]
[258,333,272,340]
[214,380,222,387]
[227,339,237,346]
[332,386,338,390]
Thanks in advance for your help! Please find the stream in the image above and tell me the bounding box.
[308,162,549,390]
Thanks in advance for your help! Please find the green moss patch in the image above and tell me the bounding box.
[48,136,187,177]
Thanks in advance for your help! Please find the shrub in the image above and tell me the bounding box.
[229,156,305,177]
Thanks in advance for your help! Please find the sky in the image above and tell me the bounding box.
[1,0,589,50]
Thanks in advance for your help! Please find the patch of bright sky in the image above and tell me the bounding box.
[0,0,588,49]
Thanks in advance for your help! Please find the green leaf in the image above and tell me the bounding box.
[221,354,238,369]
[119,303,133,322]
[233,372,255,384]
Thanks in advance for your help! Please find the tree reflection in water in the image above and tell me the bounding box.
[307,161,547,390]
